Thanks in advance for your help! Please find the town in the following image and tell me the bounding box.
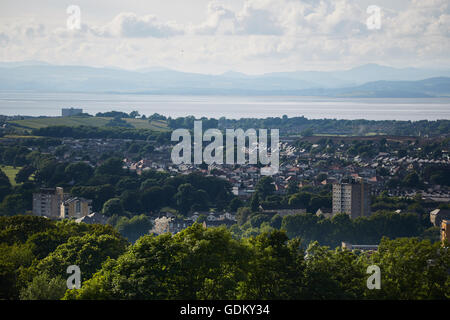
[1,110,449,247]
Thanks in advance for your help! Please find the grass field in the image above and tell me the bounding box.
[0,165,21,186]
[8,116,169,131]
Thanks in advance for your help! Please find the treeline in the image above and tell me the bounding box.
[232,209,434,248]
[162,114,450,136]
[2,216,448,300]
[66,225,449,300]
[31,125,170,142]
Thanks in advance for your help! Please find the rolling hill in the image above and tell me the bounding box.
[8,116,169,131]
[1,62,450,97]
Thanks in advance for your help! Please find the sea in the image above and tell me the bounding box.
[0,92,449,121]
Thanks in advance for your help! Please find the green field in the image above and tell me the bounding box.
[8,116,169,131]
[0,165,21,186]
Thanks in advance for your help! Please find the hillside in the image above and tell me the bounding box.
[1,62,450,97]
[7,116,169,131]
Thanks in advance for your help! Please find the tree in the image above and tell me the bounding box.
[249,214,271,228]
[402,171,421,188]
[65,224,249,300]
[228,198,244,213]
[95,158,124,176]
[0,169,12,203]
[20,273,66,300]
[0,194,29,216]
[115,214,153,243]
[250,193,261,212]
[196,214,208,224]
[270,214,283,229]
[37,233,128,281]
[301,128,314,137]
[237,231,305,299]
[0,243,34,299]
[303,242,366,299]
[120,190,142,213]
[129,111,140,118]
[236,207,251,225]
[102,198,124,217]
[364,238,450,299]
[64,162,93,185]
[141,186,165,212]
[288,192,311,209]
[286,180,299,195]
[281,213,320,240]
[255,176,275,200]
[15,166,35,184]
[25,229,70,260]
[174,183,196,215]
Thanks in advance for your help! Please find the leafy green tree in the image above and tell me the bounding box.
[238,231,305,299]
[65,224,249,300]
[236,207,251,226]
[115,214,153,243]
[228,198,244,212]
[364,237,450,299]
[196,214,208,223]
[0,243,34,299]
[20,273,66,300]
[0,169,12,203]
[270,214,283,229]
[288,192,311,209]
[249,214,271,228]
[140,186,165,212]
[282,213,320,241]
[286,180,299,195]
[15,166,35,184]
[303,242,366,299]
[0,215,55,245]
[301,128,314,137]
[64,162,93,185]
[95,158,124,176]
[0,194,28,216]
[255,176,275,200]
[102,198,124,217]
[25,229,70,260]
[174,183,196,215]
[37,233,128,281]
[250,193,261,212]
[129,111,140,118]
[120,190,142,213]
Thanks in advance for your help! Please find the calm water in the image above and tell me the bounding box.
[0,92,449,120]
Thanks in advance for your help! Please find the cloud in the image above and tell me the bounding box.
[93,12,184,38]
[191,0,283,35]
[0,0,449,73]
[236,1,283,35]
[192,2,237,35]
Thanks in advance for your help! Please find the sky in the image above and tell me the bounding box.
[0,0,449,74]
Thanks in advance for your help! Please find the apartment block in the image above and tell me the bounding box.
[62,108,83,117]
[32,187,64,218]
[332,179,371,219]
[33,187,93,220]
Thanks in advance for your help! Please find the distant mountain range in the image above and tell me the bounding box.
[0,62,450,97]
